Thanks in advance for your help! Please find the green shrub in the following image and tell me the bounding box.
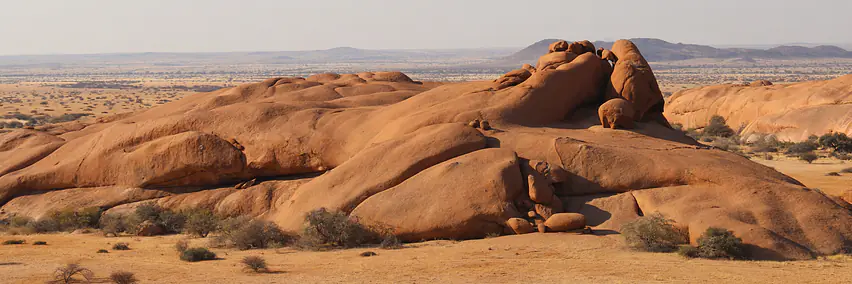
[183,208,219,238]
[620,213,688,252]
[241,256,268,273]
[33,241,47,245]
[179,247,217,262]
[703,115,735,138]
[53,263,94,284]
[109,271,138,284]
[3,239,25,245]
[818,133,852,152]
[695,227,748,259]
[112,242,130,250]
[298,208,380,250]
[799,152,818,164]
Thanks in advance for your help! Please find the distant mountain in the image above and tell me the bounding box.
[500,38,852,64]
[0,47,519,67]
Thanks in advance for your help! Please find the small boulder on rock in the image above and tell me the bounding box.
[544,213,586,232]
[598,98,636,129]
[506,218,535,234]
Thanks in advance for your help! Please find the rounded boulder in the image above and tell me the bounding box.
[544,213,586,232]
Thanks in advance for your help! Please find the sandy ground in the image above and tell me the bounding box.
[752,154,851,197]
[1,232,850,284]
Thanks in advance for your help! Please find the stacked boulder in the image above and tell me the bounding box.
[506,160,587,234]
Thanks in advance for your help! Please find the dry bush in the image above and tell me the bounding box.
[112,242,130,250]
[33,241,47,245]
[99,213,128,237]
[46,207,102,232]
[703,115,734,138]
[229,219,291,250]
[298,208,381,250]
[179,247,217,262]
[52,263,94,284]
[241,256,268,273]
[183,208,219,238]
[175,239,189,253]
[841,167,852,173]
[680,227,748,260]
[826,172,841,177]
[97,249,109,253]
[129,203,185,234]
[620,213,688,252]
[109,271,138,284]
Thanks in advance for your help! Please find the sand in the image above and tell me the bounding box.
[1,233,850,284]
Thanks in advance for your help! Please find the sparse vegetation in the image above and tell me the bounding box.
[97,249,109,253]
[179,247,217,262]
[298,208,380,250]
[183,208,219,238]
[621,213,688,252]
[109,271,138,284]
[33,241,48,245]
[99,213,128,237]
[53,263,94,284]
[786,141,818,155]
[826,172,841,176]
[818,132,852,153]
[3,239,25,245]
[703,115,735,138]
[841,167,852,173]
[679,227,748,260]
[241,256,268,273]
[112,242,130,250]
[226,219,292,250]
[175,239,189,253]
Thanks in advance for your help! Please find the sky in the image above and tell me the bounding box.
[0,0,850,55]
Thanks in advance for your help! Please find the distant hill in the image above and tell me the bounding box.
[500,38,852,64]
[0,47,518,68]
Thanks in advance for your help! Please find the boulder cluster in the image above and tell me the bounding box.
[1,40,850,261]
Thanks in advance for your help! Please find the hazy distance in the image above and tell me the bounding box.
[1,0,851,55]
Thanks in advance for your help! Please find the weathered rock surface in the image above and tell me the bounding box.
[351,148,523,241]
[506,218,535,234]
[665,74,852,141]
[0,40,849,260]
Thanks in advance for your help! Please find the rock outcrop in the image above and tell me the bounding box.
[665,74,852,141]
[0,40,850,260]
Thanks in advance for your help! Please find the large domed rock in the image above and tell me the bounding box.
[0,40,849,260]
[665,75,852,141]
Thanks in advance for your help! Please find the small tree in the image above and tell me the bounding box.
[703,115,735,138]
[799,152,818,164]
[53,263,94,284]
[183,208,219,238]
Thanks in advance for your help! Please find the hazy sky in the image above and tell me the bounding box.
[1,0,850,55]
